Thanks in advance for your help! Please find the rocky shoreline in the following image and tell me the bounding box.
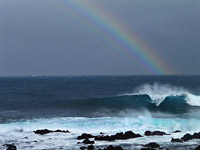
[3,129,200,150]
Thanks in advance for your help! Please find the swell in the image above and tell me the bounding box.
[1,94,199,115]
[0,83,200,119]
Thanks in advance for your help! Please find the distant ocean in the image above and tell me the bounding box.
[0,75,200,149]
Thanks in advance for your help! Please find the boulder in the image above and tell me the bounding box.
[173,130,181,133]
[181,133,193,141]
[54,129,70,133]
[87,145,94,150]
[78,133,95,140]
[144,130,168,136]
[34,129,51,135]
[4,144,17,150]
[34,129,69,135]
[82,138,95,144]
[98,145,123,150]
[80,146,87,150]
[180,132,200,141]
[140,148,155,150]
[144,142,160,148]
[124,131,142,139]
[105,145,115,150]
[100,132,104,134]
[115,146,123,150]
[171,138,183,143]
[95,131,142,141]
[195,145,200,150]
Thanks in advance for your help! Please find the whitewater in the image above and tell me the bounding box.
[0,75,200,149]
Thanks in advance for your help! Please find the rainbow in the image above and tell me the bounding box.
[51,0,175,74]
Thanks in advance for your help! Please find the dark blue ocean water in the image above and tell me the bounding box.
[1,75,200,150]
[0,75,200,121]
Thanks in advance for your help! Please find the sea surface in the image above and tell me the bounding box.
[0,75,200,149]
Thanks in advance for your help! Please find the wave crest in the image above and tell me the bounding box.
[124,83,200,107]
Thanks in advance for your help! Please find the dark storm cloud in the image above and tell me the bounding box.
[0,0,199,75]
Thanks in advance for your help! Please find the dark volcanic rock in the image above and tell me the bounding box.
[80,146,87,150]
[98,145,123,150]
[95,131,142,141]
[4,144,17,150]
[181,133,193,141]
[124,131,142,139]
[115,146,123,150]
[195,145,200,150]
[34,129,69,135]
[173,130,181,133]
[34,129,51,135]
[140,148,156,150]
[144,130,168,136]
[100,132,104,134]
[181,132,199,141]
[144,142,160,148]
[170,132,200,143]
[78,133,95,140]
[180,132,200,141]
[171,138,183,143]
[95,135,114,141]
[87,145,94,150]
[54,129,70,133]
[104,145,115,150]
[140,148,155,150]
[82,138,95,144]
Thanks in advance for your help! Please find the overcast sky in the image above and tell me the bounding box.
[0,0,199,75]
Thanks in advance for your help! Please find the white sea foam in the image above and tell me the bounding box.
[1,117,200,149]
[186,93,200,106]
[123,83,200,106]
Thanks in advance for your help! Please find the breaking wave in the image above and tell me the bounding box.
[123,83,200,107]
[1,83,200,119]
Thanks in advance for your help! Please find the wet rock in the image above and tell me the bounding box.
[195,145,200,150]
[171,138,183,143]
[82,138,95,144]
[178,132,200,142]
[54,129,70,133]
[181,133,193,141]
[4,144,17,150]
[144,130,168,136]
[34,129,51,135]
[105,145,115,150]
[98,145,123,150]
[78,133,95,140]
[115,146,123,150]
[140,148,155,150]
[87,145,94,150]
[144,142,160,148]
[80,146,87,150]
[173,130,181,133]
[95,131,142,141]
[170,132,200,142]
[95,135,114,141]
[124,131,142,139]
[34,129,69,135]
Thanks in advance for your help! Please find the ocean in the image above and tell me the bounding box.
[0,75,200,149]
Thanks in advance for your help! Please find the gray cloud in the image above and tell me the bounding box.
[0,0,199,75]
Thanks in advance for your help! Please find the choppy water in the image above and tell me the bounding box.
[0,75,200,149]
